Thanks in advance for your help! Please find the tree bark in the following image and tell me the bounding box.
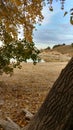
[24,57,73,130]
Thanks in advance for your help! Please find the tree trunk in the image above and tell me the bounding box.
[24,57,73,130]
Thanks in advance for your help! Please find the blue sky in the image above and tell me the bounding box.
[33,0,73,49]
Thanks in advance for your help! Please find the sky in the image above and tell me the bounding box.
[33,0,73,49]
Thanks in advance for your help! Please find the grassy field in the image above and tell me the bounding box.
[0,62,68,126]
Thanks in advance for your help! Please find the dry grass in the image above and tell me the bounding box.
[39,45,73,62]
[53,45,73,56]
[39,50,71,62]
[0,62,68,125]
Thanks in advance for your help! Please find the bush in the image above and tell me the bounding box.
[53,44,61,49]
[45,46,50,50]
[71,43,73,47]
[53,43,65,49]
[62,43,66,46]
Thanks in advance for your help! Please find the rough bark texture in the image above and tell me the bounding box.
[24,57,73,130]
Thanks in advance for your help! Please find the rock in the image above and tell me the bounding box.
[22,109,33,120]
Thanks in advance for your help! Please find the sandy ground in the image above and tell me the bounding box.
[0,62,68,126]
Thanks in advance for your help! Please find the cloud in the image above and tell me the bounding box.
[41,6,57,25]
[33,1,73,48]
[34,24,73,48]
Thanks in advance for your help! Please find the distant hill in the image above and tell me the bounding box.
[53,45,73,56]
[39,50,71,62]
[39,44,73,62]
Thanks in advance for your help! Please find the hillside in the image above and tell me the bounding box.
[53,45,73,56]
[39,45,73,62]
[39,50,71,62]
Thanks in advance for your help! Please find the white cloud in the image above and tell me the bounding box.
[34,2,73,48]
[57,34,73,40]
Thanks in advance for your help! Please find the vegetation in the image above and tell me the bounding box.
[53,43,66,49]
[0,0,44,42]
[0,0,73,74]
[45,46,51,50]
[0,0,44,74]
[0,38,40,75]
[71,43,73,47]
[0,0,72,42]
[52,44,73,56]
[0,1,73,130]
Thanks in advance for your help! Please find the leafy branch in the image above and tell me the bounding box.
[0,39,40,75]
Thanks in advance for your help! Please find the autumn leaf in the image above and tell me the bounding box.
[64,11,68,16]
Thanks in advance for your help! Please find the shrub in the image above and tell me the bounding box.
[71,43,73,47]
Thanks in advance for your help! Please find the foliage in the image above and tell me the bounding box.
[53,43,65,49]
[0,0,73,74]
[48,0,65,10]
[64,8,73,25]
[0,0,72,41]
[0,20,41,75]
[0,0,72,43]
[48,0,73,25]
[45,46,51,50]
[53,44,61,49]
[62,43,66,46]
[71,43,73,47]
[0,0,44,42]
[0,38,40,75]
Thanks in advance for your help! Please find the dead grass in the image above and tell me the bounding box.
[39,50,71,62]
[0,62,68,125]
[53,45,73,56]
